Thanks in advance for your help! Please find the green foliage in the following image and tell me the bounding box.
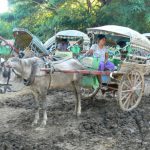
[1,0,150,41]
[0,19,13,38]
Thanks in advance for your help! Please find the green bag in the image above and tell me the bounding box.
[0,46,11,56]
[70,45,81,54]
[81,75,99,89]
[92,57,100,70]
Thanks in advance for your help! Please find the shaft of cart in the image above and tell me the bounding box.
[40,68,111,75]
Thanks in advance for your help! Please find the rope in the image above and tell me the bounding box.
[48,62,55,90]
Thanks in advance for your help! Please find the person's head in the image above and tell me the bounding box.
[117,41,126,48]
[97,34,106,47]
[61,39,68,44]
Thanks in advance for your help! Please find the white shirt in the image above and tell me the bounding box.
[90,44,108,62]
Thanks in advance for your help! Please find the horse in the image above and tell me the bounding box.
[5,56,84,128]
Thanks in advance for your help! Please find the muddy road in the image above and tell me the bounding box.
[0,88,149,150]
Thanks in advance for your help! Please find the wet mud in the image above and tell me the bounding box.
[0,89,149,150]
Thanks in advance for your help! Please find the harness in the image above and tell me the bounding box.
[10,61,38,86]
[0,67,12,93]
[2,67,11,85]
[23,62,38,86]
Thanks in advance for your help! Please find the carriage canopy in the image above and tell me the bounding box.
[13,28,48,55]
[44,30,90,52]
[87,25,150,51]
[143,33,150,39]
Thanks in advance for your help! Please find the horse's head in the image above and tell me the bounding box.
[5,56,41,81]
[18,47,35,59]
[3,57,22,82]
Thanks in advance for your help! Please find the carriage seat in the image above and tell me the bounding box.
[127,54,147,64]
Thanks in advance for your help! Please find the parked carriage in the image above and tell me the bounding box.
[13,28,49,56]
[78,25,150,111]
[44,30,90,58]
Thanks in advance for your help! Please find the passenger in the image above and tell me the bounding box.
[117,41,128,60]
[57,39,69,51]
[85,34,115,71]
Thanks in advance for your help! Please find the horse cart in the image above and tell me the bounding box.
[12,26,150,112]
[44,30,90,58]
[42,25,150,112]
[79,25,150,111]
[13,28,49,57]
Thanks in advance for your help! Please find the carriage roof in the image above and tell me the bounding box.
[13,28,48,55]
[87,25,150,51]
[143,33,150,39]
[56,30,90,42]
[44,30,90,50]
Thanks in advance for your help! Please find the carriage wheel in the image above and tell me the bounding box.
[118,70,144,111]
[80,86,100,100]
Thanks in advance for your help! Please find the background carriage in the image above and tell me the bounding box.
[44,30,90,58]
[13,28,49,57]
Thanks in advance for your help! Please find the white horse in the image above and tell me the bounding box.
[5,57,84,127]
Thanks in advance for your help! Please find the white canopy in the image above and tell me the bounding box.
[44,30,90,50]
[143,33,150,39]
[87,25,150,51]
[56,30,90,42]
[44,35,56,49]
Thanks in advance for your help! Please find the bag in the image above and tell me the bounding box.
[81,75,99,89]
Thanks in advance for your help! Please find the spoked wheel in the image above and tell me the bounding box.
[118,70,144,111]
[80,86,100,100]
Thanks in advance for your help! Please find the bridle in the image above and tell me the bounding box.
[2,66,11,85]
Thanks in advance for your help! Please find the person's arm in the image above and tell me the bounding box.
[85,49,93,56]
[84,44,96,56]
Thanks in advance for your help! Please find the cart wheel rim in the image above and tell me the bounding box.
[118,70,144,111]
[80,87,100,100]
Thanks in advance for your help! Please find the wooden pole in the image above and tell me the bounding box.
[40,68,111,75]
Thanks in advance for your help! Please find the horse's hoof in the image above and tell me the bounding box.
[40,121,47,128]
[35,127,45,131]
[73,111,81,118]
[31,121,38,127]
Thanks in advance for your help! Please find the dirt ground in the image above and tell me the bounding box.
[0,88,149,150]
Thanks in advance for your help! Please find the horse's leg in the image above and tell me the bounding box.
[40,94,48,128]
[32,93,40,126]
[72,82,81,117]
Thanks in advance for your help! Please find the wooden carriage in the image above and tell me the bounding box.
[13,28,49,56]
[78,25,150,111]
[44,30,90,58]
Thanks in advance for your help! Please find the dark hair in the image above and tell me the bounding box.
[61,39,68,42]
[117,41,126,48]
[97,34,106,41]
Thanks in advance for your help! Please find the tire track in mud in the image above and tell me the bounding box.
[0,90,149,150]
